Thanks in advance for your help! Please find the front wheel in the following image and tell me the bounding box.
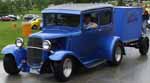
[139,37,149,56]
[3,55,20,75]
[108,42,123,66]
[53,57,73,82]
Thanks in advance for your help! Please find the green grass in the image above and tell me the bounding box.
[0,21,39,59]
[0,21,22,59]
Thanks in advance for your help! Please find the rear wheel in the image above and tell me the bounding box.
[3,55,20,75]
[53,57,73,82]
[108,42,123,66]
[139,37,149,56]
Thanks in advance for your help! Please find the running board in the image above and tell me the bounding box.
[87,60,106,68]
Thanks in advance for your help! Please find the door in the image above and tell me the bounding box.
[97,8,113,59]
[69,12,100,62]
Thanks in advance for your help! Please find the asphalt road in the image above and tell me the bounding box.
[0,47,150,83]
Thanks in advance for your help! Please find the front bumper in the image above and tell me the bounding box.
[20,59,53,74]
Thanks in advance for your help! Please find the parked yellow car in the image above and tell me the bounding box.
[23,17,42,30]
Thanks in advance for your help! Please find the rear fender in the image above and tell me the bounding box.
[99,36,125,61]
[1,44,27,65]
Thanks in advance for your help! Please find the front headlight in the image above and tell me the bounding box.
[15,37,24,48]
[43,40,51,50]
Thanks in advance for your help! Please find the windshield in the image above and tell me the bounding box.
[43,13,80,27]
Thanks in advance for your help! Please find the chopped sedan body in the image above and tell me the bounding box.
[1,3,149,82]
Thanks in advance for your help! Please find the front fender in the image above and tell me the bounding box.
[49,51,76,61]
[1,44,27,65]
[98,36,121,61]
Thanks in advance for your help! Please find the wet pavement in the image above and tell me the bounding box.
[0,47,150,83]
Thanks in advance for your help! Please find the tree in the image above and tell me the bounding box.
[0,0,10,16]
[0,0,32,15]
[117,0,125,6]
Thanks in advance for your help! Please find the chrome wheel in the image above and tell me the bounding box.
[108,42,124,66]
[63,58,72,78]
[115,46,122,62]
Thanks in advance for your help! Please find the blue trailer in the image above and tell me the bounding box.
[114,7,142,42]
[113,7,149,54]
[1,4,149,81]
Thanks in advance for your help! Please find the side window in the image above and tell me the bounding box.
[100,10,112,25]
[90,13,98,23]
[83,12,98,29]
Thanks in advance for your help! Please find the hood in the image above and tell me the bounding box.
[30,27,81,39]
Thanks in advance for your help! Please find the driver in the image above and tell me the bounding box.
[84,14,98,29]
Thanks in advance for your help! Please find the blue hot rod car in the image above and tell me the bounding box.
[1,4,149,81]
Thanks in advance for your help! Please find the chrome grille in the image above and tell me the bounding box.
[28,37,42,48]
[27,37,42,65]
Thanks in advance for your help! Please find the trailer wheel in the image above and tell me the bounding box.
[108,42,123,66]
[3,54,20,75]
[139,37,149,56]
[53,57,73,82]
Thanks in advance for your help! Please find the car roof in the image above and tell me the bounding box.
[42,3,113,14]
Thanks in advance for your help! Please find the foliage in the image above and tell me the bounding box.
[117,0,125,6]
[0,0,119,15]
[0,0,32,16]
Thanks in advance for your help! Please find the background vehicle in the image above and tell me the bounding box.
[23,15,41,30]
[7,15,18,21]
[23,14,39,20]
[0,15,19,21]
[1,4,149,82]
[0,16,14,21]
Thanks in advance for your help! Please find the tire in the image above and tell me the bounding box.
[32,25,38,30]
[40,61,52,74]
[139,37,149,56]
[108,42,123,66]
[3,55,20,75]
[53,57,73,82]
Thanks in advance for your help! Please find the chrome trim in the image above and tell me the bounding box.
[27,46,55,53]
[27,46,43,50]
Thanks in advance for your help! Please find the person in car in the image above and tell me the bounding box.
[84,15,98,29]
